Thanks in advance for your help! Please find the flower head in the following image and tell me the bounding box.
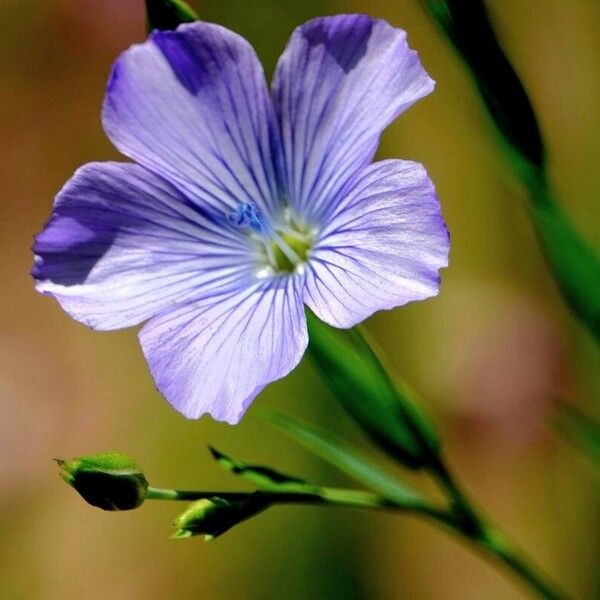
[33,15,449,423]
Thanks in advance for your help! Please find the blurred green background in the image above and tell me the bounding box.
[1,0,599,598]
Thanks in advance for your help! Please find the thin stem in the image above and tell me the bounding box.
[146,487,250,501]
[477,527,567,600]
[289,488,566,598]
[296,487,456,527]
[147,484,456,530]
[148,482,565,598]
[340,485,567,599]
[427,455,483,535]
[147,485,447,517]
[426,459,568,599]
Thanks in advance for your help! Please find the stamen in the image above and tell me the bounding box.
[269,230,303,266]
[276,224,309,242]
[262,236,277,268]
[229,201,315,275]
[228,202,264,233]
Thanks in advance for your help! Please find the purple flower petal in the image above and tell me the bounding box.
[304,159,449,328]
[272,14,435,223]
[138,277,308,423]
[33,162,252,330]
[102,22,282,217]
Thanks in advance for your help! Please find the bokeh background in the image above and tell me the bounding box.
[1,0,599,598]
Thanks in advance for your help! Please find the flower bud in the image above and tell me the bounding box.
[172,495,269,541]
[145,0,198,31]
[56,452,148,511]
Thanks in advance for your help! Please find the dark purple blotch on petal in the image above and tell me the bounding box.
[152,30,208,95]
[301,14,373,74]
[152,25,241,97]
[32,212,118,287]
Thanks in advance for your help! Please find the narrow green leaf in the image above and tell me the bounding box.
[423,0,600,342]
[306,311,439,468]
[208,447,442,517]
[258,410,423,505]
[146,0,198,32]
[209,446,306,490]
[529,197,600,342]
[554,404,600,467]
[422,0,544,169]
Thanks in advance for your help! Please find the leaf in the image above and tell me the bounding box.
[209,447,438,517]
[257,410,423,506]
[306,311,439,469]
[209,447,306,491]
[554,404,600,468]
[146,0,198,32]
[529,198,600,343]
[424,0,600,343]
[423,0,543,169]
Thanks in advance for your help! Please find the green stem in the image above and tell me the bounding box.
[427,456,483,535]
[306,487,456,527]
[316,488,566,598]
[147,485,450,522]
[427,460,568,599]
[148,482,564,597]
[147,487,250,501]
[476,526,567,600]
[335,482,567,599]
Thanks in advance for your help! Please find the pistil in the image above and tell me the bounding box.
[230,202,314,275]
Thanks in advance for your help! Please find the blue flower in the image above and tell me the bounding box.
[32,15,449,424]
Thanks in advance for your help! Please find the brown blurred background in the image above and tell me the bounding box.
[1,0,599,598]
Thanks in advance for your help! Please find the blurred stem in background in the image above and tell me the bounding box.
[422,0,600,344]
[553,402,600,468]
[421,0,600,470]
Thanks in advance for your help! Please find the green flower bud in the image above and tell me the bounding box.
[172,495,269,541]
[56,452,148,511]
[145,0,198,32]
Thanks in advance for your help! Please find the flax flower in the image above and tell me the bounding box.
[33,15,449,423]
